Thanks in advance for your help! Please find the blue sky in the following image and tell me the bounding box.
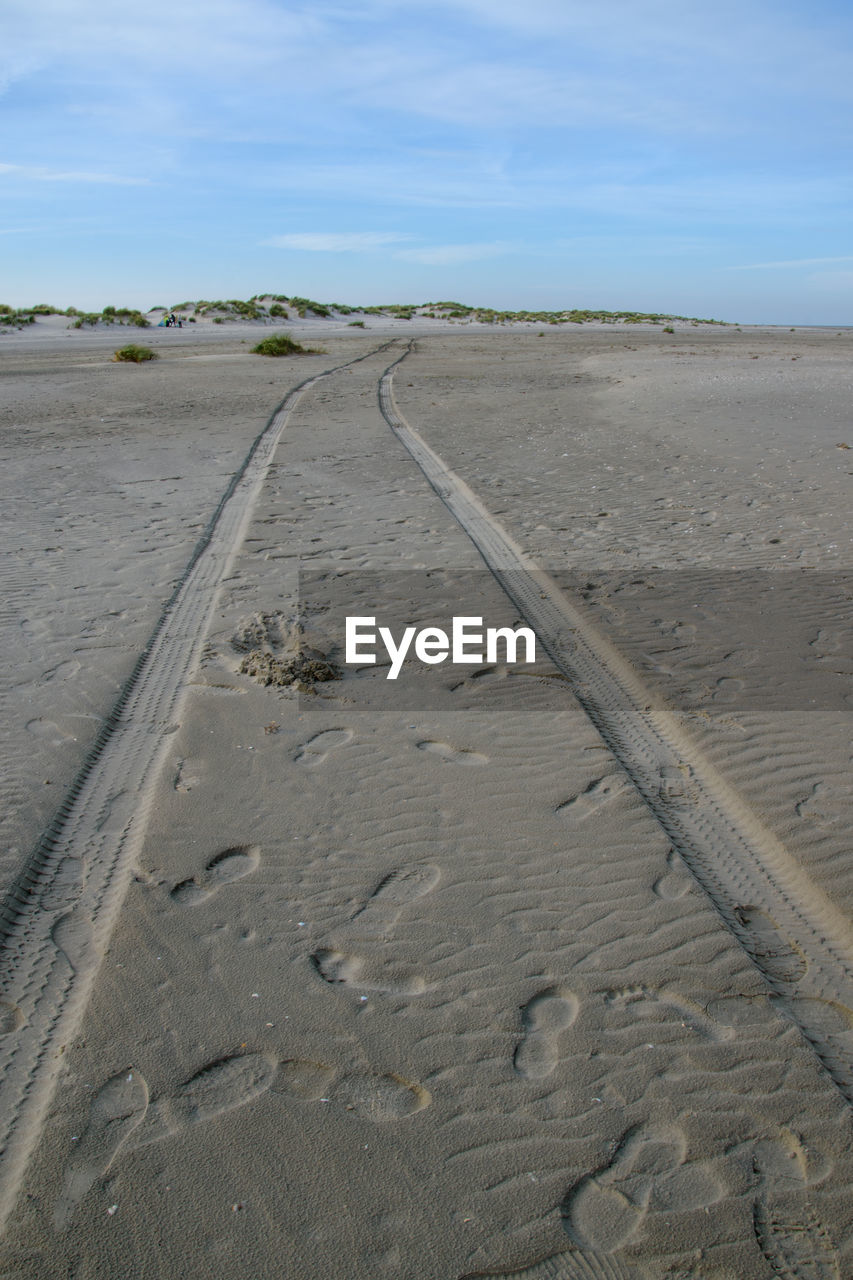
[3,0,853,322]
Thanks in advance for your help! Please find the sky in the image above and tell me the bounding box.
[2,0,853,323]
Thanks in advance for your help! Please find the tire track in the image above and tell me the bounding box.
[0,340,397,1234]
[379,341,853,1103]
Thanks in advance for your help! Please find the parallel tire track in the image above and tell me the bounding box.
[0,340,396,1234]
[379,342,853,1103]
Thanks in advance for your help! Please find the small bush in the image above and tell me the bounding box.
[251,333,307,357]
[113,344,158,363]
[348,320,366,328]
[269,303,288,318]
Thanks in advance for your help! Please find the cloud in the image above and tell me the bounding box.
[264,232,411,252]
[263,233,512,266]
[394,242,510,265]
[39,169,150,185]
[0,162,149,185]
[728,254,853,271]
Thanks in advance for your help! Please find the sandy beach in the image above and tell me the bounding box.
[0,317,852,1278]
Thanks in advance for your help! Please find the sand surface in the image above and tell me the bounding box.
[0,322,851,1278]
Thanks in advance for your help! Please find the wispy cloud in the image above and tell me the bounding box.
[40,170,150,185]
[264,232,512,267]
[728,254,853,270]
[264,232,411,252]
[0,162,149,185]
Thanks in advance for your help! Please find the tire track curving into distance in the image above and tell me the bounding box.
[379,340,853,1104]
[0,339,398,1234]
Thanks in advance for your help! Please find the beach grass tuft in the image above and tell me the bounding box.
[251,333,309,356]
[113,344,158,363]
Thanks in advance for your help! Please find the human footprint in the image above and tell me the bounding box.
[273,1058,430,1120]
[57,1047,430,1224]
[753,1130,838,1279]
[514,987,578,1080]
[311,948,428,995]
[557,775,629,821]
[170,845,260,906]
[348,863,441,936]
[54,1069,149,1229]
[294,728,353,767]
[563,1123,722,1252]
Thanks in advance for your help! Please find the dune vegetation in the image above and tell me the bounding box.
[250,333,312,357]
[113,344,158,363]
[0,294,729,332]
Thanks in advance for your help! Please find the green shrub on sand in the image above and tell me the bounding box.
[113,344,158,363]
[251,333,308,356]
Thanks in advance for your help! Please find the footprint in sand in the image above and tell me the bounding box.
[416,740,488,766]
[173,758,203,793]
[54,1069,149,1229]
[651,849,692,901]
[170,845,260,907]
[52,908,99,974]
[41,659,80,683]
[712,676,745,703]
[448,665,512,694]
[461,1250,644,1279]
[311,864,441,990]
[752,1130,839,1279]
[294,728,353,768]
[796,781,850,829]
[604,987,734,1044]
[59,1050,430,1223]
[732,905,808,984]
[26,717,75,745]
[704,994,778,1030]
[348,864,441,934]
[273,1058,430,1120]
[562,1123,723,1253]
[778,994,853,1040]
[128,1052,279,1149]
[310,948,428,996]
[556,775,629,821]
[514,987,579,1080]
